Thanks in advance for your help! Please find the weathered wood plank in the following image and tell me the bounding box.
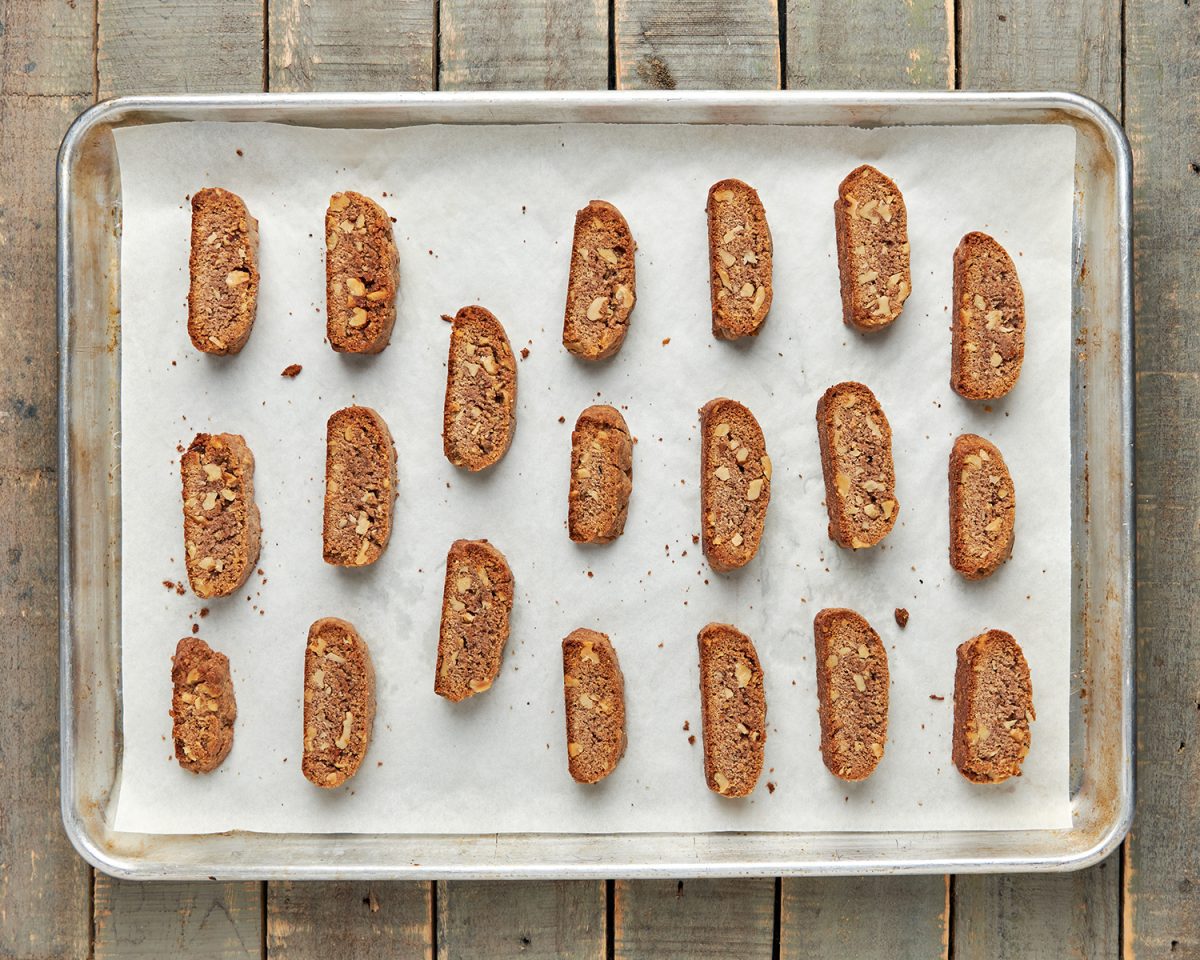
[97,0,265,97]
[268,0,434,93]
[0,2,95,956]
[614,0,780,90]
[1124,0,1200,954]
[439,0,608,91]
[786,0,952,89]
[267,881,432,959]
[437,880,606,959]
[614,879,775,960]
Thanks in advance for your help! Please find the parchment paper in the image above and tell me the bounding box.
[112,120,1075,835]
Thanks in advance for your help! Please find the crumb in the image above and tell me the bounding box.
[175,582,185,596]
[692,535,699,545]
[687,735,696,745]
[894,607,909,628]
[662,337,671,346]
[767,782,776,794]
[441,313,454,323]
[520,347,530,360]
[281,363,302,378]
[199,607,209,618]
[929,694,945,701]
[162,579,175,591]
[586,570,594,578]
[558,415,565,424]
[235,148,244,157]
[683,720,690,731]
[191,623,199,634]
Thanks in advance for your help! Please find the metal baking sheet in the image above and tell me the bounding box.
[58,91,1133,879]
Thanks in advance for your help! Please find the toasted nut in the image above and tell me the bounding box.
[713,771,731,792]
[616,284,633,307]
[857,269,878,284]
[746,478,764,501]
[334,711,353,750]
[714,465,731,481]
[578,692,595,710]
[580,641,600,664]
[721,687,734,700]
[202,463,222,482]
[990,352,1003,367]
[346,277,366,296]
[468,678,492,693]
[743,250,758,264]
[836,472,852,498]
[730,532,743,547]
[349,307,369,328]
[712,189,734,202]
[974,294,987,310]
[597,247,618,264]
[718,248,736,267]
[329,193,351,211]
[564,674,580,688]
[853,673,867,692]
[985,517,1003,532]
[202,490,218,511]
[751,285,766,314]
[863,503,881,518]
[722,225,745,243]
[870,742,884,758]
[568,742,583,758]
[225,269,250,287]
[586,296,608,322]
[713,422,731,437]
[735,661,752,687]
[716,265,733,290]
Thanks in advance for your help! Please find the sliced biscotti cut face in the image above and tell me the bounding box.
[698,623,766,797]
[952,629,1034,783]
[325,191,399,354]
[949,434,1015,579]
[707,179,773,339]
[181,432,262,599]
[563,629,627,783]
[434,539,515,701]
[813,609,889,781]
[951,232,1026,399]
[188,188,259,355]
[834,165,911,331]
[443,305,518,471]
[563,201,636,360]
[816,381,898,549]
[303,617,375,788]
[700,398,771,572]
[323,405,397,567]
[170,637,236,773]
[569,405,633,543]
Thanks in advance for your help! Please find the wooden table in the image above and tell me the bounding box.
[1,0,1192,955]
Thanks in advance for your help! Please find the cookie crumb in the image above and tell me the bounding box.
[520,347,530,360]
[767,781,776,794]
[687,735,696,745]
[929,694,944,701]
[894,607,909,628]
[281,363,302,378]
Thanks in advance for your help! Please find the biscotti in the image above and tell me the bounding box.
[697,622,766,797]
[707,179,772,339]
[816,382,898,549]
[833,165,911,331]
[562,629,627,783]
[323,405,397,567]
[949,433,1015,579]
[434,539,515,701]
[325,191,399,354]
[700,398,771,572]
[952,629,1034,783]
[562,201,636,360]
[181,432,262,599]
[187,187,259,355]
[443,305,517,471]
[813,609,889,781]
[951,231,1026,399]
[170,637,236,773]
[568,405,633,543]
[303,617,375,788]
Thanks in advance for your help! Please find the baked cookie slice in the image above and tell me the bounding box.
[188,187,259,355]
[443,305,518,471]
[325,191,399,354]
[949,433,1015,579]
[181,432,262,599]
[834,165,911,331]
[952,629,1034,783]
[707,179,772,339]
[700,398,771,572]
[816,381,898,549]
[434,539,515,701]
[813,608,889,781]
[698,623,767,797]
[951,232,1026,399]
[170,637,236,773]
[303,617,375,788]
[569,405,633,543]
[562,629,627,783]
[323,405,397,567]
[563,200,636,360]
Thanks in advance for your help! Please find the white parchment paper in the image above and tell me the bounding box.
[113,120,1075,835]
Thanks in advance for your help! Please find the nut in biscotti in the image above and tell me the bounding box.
[951,231,1026,400]
[834,165,911,331]
[170,637,236,773]
[698,622,766,797]
[568,405,633,544]
[323,405,397,567]
[303,617,375,788]
[563,629,627,783]
[563,200,636,360]
[700,398,771,572]
[949,434,1015,579]
[435,539,515,701]
[326,191,399,354]
[188,187,259,355]
[813,609,889,782]
[443,305,518,471]
[952,629,1034,784]
[707,179,773,339]
[816,381,898,549]
[181,432,262,599]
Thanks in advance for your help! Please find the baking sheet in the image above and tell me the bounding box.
[112,120,1075,835]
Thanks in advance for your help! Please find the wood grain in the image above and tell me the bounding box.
[1124,0,1200,955]
[439,0,608,91]
[614,879,775,959]
[437,880,605,959]
[786,0,952,89]
[614,0,780,90]
[267,881,432,958]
